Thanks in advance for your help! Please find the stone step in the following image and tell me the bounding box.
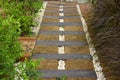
[47,5,76,8]
[39,31,84,35]
[45,10,78,13]
[41,22,82,26]
[43,16,80,19]
[47,4,76,6]
[45,8,77,10]
[36,41,88,46]
[38,70,97,78]
[32,54,92,60]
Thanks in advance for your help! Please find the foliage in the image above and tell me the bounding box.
[89,0,120,79]
[15,59,41,80]
[1,0,43,36]
[0,0,43,79]
[0,15,23,80]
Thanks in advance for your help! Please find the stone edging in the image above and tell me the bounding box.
[30,1,48,53]
[77,4,106,80]
[32,1,48,36]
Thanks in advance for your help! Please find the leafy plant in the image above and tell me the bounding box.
[0,0,43,79]
[1,0,43,36]
[0,15,23,80]
[15,59,41,80]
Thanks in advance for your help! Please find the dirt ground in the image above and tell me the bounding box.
[40,26,59,31]
[33,46,58,54]
[37,59,58,70]
[42,18,59,22]
[65,46,89,53]
[37,34,59,40]
[65,35,86,41]
[79,3,94,21]
[66,59,94,70]
[64,18,81,22]
[64,26,83,31]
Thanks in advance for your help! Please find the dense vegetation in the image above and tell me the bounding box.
[0,0,42,79]
[89,0,120,79]
[0,0,42,36]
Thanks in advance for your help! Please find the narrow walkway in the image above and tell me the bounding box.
[32,1,97,80]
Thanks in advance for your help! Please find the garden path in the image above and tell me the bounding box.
[32,1,97,80]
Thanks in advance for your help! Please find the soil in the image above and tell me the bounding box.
[18,37,36,62]
[33,46,58,54]
[64,26,83,31]
[64,12,79,16]
[45,8,59,11]
[19,37,36,53]
[79,3,94,20]
[40,26,59,31]
[65,46,89,54]
[65,35,86,41]
[44,12,59,16]
[36,59,58,70]
[37,34,59,40]
[64,7,77,10]
[66,60,94,70]
[64,18,81,22]
[42,18,59,22]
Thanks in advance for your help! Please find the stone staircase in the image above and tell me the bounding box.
[32,1,97,80]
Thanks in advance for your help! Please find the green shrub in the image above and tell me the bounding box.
[0,0,43,79]
[1,0,43,36]
[0,15,23,80]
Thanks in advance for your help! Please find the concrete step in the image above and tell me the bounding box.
[43,16,80,19]
[39,31,84,35]
[32,54,92,60]
[41,22,82,26]
[45,10,78,13]
[36,40,88,46]
[46,5,76,8]
[38,70,97,78]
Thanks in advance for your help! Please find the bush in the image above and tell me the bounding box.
[1,0,43,36]
[0,15,23,80]
[0,0,43,79]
